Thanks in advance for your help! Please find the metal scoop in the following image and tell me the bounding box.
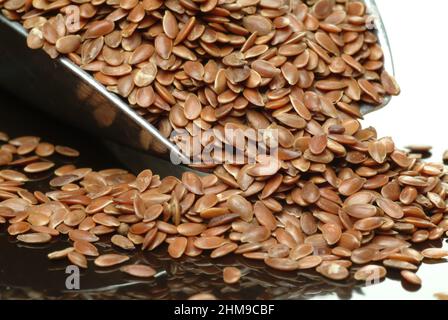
[0,0,394,167]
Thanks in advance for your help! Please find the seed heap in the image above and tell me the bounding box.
[2,0,399,161]
[0,131,448,287]
[0,0,447,290]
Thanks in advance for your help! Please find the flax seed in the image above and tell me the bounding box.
[223,267,241,284]
[0,170,28,182]
[317,262,349,280]
[383,259,418,271]
[69,229,99,243]
[184,94,202,120]
[55,145,80,157]
[421,248,448,260]
[94,254,130,267]
[120,264,156,278]
[242,15,272,36]
[35,142,54,157]
[289,244,313,261]
[24,161,55,173]
[48,247,75,260]
[400,270,422,286]
[168,236,187,258]
[194,236,226,250]
[354,265,387,281]
[17,232,52,244]
[177,223,206,237]
[297,256,323,270]
[111,234,135,250]
[8,222,31,235]
[376,197,404,219]
[74,240,99,257]
[67,251,88,269]
[55,35,81,54]
[209,242,237,258]
[183,61,204,81]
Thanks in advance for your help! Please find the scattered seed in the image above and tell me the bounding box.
[354,265,387,281]
[421,248,448,260]
[383,259,418,271]
[35,142,55,157]
[94,254,130,267]
[297,256,323,270]
[0,170,28,182]
[8,222,31,235]
[400,270,422,286]
[24,161,55,173]
[290,244,314,261]
[194,236,226,250]
[69,229,99,243]
[223,267,241,284]
[111,234,135,250]
[177,223,206,237]
[48,247,75,260]
[265,257,299,271]
[168,236,187,258]
[376,198,404,219]
[317,263,349,280]
[17,232,51,244]
[55,35,81,54]
[121,264,156,278]
[68,251,88,269]
[309,134,327,155]
[55,145,80,157]
[211,242,238,259]
[74,240,99,256]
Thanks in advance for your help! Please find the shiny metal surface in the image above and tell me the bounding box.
[0,0,394,164]
[0,15,188,164]
[360,0,395,115]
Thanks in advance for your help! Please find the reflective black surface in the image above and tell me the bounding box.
[0,90,447,300]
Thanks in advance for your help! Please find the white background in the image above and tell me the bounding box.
[364,0,448,161]
[315,0,448,300]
